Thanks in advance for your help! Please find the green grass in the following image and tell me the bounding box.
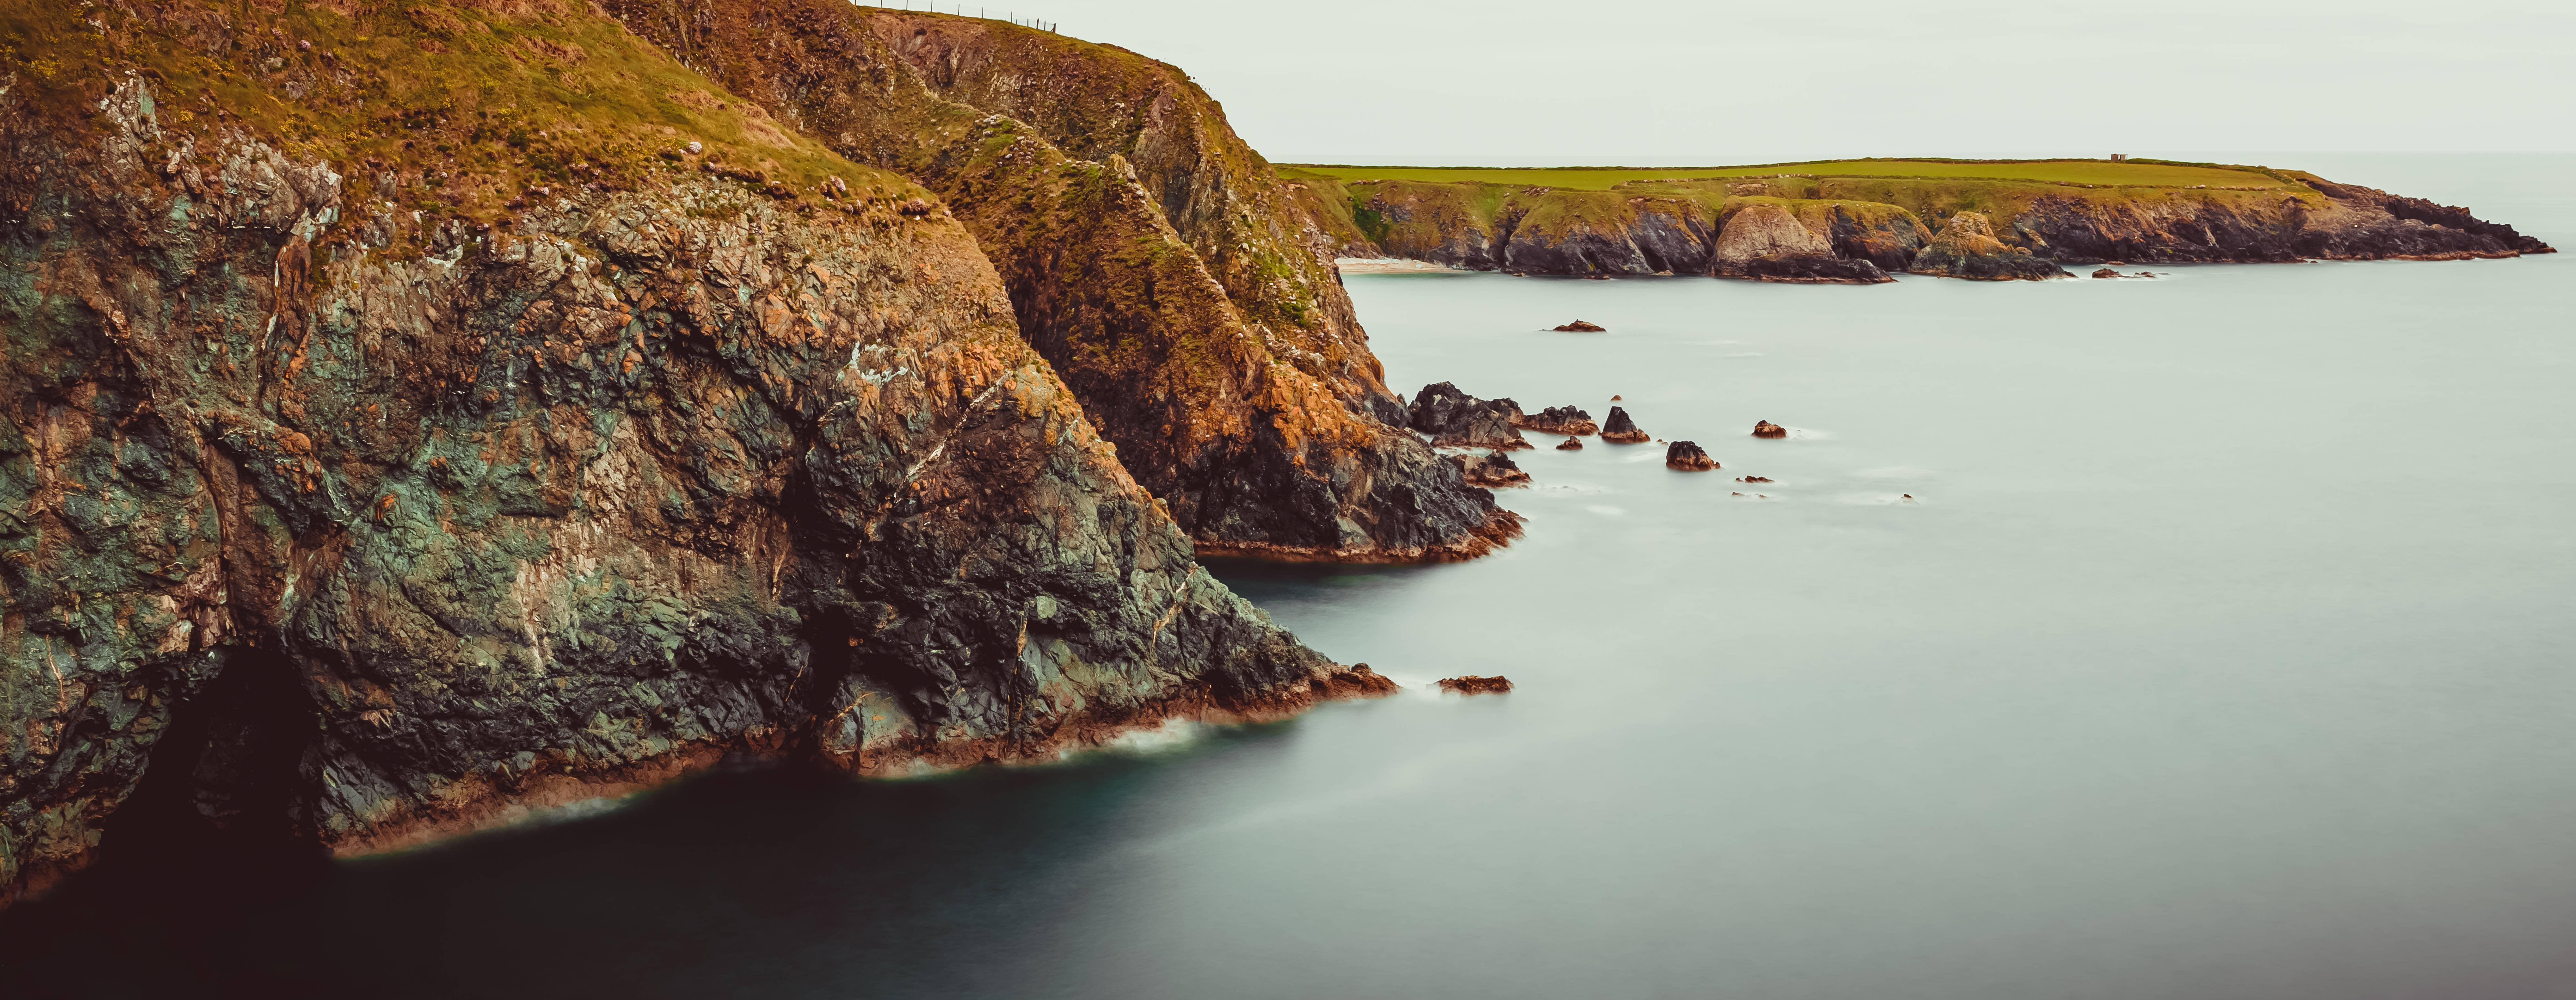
[1281,158,2296,191]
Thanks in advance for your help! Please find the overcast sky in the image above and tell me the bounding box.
[989,0,2576,164]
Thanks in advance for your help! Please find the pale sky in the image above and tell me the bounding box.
[989,0,2576,163]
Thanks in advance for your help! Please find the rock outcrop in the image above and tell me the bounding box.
[0,1,1410,904]
[1710,204,1893,283]
[1455,452,1531,489]
[594,2,1518,562]
[1553,319,1606,332]
[1666,442,1720,471]
[1436,675,1514,695]
[1600,407,1650,443]
[1752,421,1788,439]
[1909,212,2070,280]
[1517,406,1599,437]
[1555,437,1584,451]
[1409,382,1529,450]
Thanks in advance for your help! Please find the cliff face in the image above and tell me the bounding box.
[1309,167,2553,280]
[598,1,1516,561]
[1,0,1389,904]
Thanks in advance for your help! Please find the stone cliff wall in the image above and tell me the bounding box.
[601,1,1516,560]
[0,1,1389,905]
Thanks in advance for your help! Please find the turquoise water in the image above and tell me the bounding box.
[6,156,2572,998]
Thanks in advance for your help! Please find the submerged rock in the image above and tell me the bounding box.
[1600,406,1651,443]
[1910,212,2071,280]
[1517,405,1600,436]
[1737,475,1775,483]
[1667,441,1720,470]
[1437,675,1516,695]
[1553,319,1607,332]
[1410,382,1531,450]
[1456,451,1532,488]
[1752,420,1788,439]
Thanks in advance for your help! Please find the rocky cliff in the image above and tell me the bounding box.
[1303,164,2553,280]
[594,1,1516,561]
[0,0,1400,905]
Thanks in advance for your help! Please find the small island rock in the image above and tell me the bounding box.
[1556,436,1584,451]
[1666,441,1719,471]
[1600,406,1650,443]
[1437,675,1515,695]
[1553,319,1606,332]
[1516,405,1599,436]
[1751,420,1787,439]
[1409,382,1531,450]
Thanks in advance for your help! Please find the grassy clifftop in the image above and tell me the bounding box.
[1283,158,2303,192]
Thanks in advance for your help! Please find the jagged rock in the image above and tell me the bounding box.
[1753,421,1788,439]
[641,3,1524,563]
[1456,452,1531,488]
[1517,406,1600,436]
[1710,204,1894,284]
[1910,212,2073,280]
[1553,319,1606,332]
[1556,437,1585,451]
[1666,442,1720,470]
[1410,382,1531,450]
[1436,675,1515,695]
[1600,407,1650,443]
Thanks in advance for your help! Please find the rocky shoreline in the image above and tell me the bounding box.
[0,1,1478,903]
[1301,166,2553,282]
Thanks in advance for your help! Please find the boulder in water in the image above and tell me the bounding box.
[1437,675,1515,695]
[1666,441,1719,470]
[1456,451,1531,488]
[1555,436,1584,451]
[1553,319,1606,332]
[1409,382,1531,450]
[1751,420,1787,439]
[1600,406,1650,443]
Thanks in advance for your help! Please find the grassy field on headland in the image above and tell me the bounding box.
[1281,158,2297,190]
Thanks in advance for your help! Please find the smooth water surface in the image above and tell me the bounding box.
[8,156,2573,998]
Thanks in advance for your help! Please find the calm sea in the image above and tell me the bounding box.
[6,154,2572,998]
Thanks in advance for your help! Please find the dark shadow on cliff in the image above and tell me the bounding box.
[0,726,1298,998]
[0,648,331,998]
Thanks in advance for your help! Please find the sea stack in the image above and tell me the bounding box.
[1517,405,1600,436]
[1410,382,1532,450]
[1600,407,1650,443]
[1666,441,1720,470]
[1752,421,1788,439]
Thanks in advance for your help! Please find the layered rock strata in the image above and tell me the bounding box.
[0,1,1406,904]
